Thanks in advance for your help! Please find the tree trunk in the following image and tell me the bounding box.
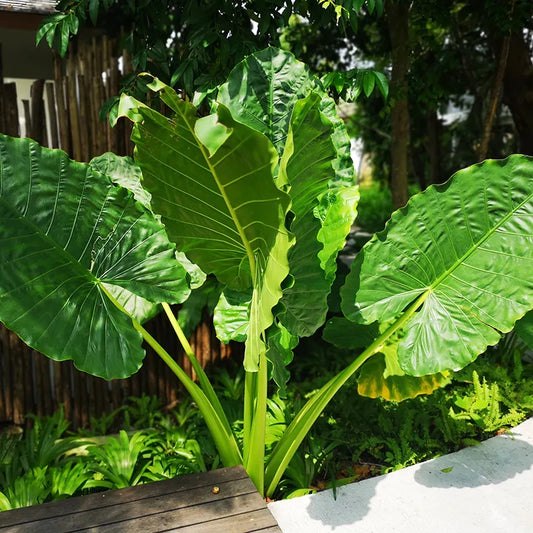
[502,33,533,155]
[478,34,511,161]
[386,0,410,209]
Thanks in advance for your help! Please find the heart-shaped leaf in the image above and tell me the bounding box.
[342,155,533,376]
[0,134,190,379]
[119,79,292,370]
[218,47,354,184]
[357,353,451,402]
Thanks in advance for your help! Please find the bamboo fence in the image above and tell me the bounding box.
[0,36,237,429]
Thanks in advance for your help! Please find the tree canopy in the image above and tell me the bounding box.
[39,0,533,204]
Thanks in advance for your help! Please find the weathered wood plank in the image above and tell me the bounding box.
[173,508,280,533]
[0,468,249,526]
[29,79,45,145]
[86,492,273,533]
[4,83,20,137]
[45,82,59,148]
[54,55,70,154]
[0,1,56,14]
[0,467,281,533]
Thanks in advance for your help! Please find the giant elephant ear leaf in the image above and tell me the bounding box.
[217,47,320,154]
[118,78,292,370]
[357,353,451,402]
[0,134,190,379]
[218,47,354,184]
[277,92,358,337]
[515,311,533,350]
[342,155,533,376]
[89,152,151,209]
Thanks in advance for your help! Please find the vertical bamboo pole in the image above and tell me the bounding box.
[111,380,122,413]
[102,35,112,152]
[40,357,53,416]
[4,83,19,137]
[22,100,31,138]
[109,40,120,154]
[30,79,46,145]
[77,45,91,161]
[62,364,73,428]
[46,82,59,148]
[54,55,71,155]
[66,52,82,160]
[9,331,24,424]
[0,43,6,135]
[0,327,11,423]
[92,36,106,156]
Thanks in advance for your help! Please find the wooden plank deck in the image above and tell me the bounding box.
[0,466,281,532]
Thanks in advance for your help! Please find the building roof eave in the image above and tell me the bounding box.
[0,1,57,15]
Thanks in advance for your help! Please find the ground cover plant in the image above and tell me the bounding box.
[0,397,211,510]
[280,331,533,496]
[1,340,532,509]
[1,47,532,499]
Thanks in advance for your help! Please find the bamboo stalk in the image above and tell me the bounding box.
[9,331,24,424]
[46,82,59,148]
[66,52,82,160]
[54,55,70,154]
[0,327,11,422]
[22,100,31,138]
[109,41,120,154]
[4,82,19,137]
[30,79,46,145]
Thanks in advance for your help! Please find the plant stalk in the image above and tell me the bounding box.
[161,302,234,438]
[243,348,268,495]
[243,370,256,462]
[101,284,242,466]
[264,291,430,496]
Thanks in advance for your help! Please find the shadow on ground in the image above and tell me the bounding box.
[299,426,533,530]
[414,428,533,489]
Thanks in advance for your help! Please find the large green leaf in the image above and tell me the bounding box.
[0,134,190,379]
[214,289,251,343]
[119,79,292,370]
[276,93,358,337]
[342,155,533,376]
[323,317,449,401]
[322,317,379,349]
[90,153,160,324]
[90,153,207,291]
[277,93,338,336]
[515,311,533,350]
[316,186,359,276]
[218,47,354,184]
[89,152,151,209]
[90,153,206,324]
[357,353,451,402]
[218,47,320,154]
[265,322,298,398]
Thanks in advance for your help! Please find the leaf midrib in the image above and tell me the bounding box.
[175,104,258,284]
[427,188,532,299]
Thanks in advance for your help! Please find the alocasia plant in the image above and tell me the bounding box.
[1,48,532,497]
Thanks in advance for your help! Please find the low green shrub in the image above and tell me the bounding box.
[1,334,532,508]
[282,334,533,496]
[0,399,209,511]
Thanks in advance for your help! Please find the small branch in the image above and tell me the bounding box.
[478,0,515,161]
[478,35,511,161]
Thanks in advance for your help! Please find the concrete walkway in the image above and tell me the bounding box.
[268,418,533,532]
